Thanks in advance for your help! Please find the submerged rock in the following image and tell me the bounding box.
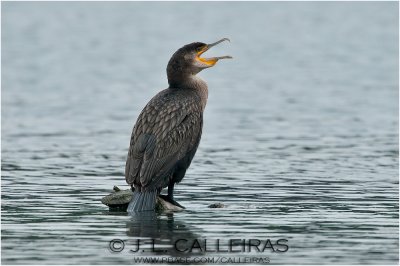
[208,203,225,208]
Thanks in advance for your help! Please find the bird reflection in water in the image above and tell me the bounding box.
[126,211,204,258]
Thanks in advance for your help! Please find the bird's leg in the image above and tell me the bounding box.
[167,183,185,209]
[167,183,174,201]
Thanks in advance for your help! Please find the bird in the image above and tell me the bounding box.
[125,38,232,212]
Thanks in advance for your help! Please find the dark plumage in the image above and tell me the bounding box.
[125,38,231,212]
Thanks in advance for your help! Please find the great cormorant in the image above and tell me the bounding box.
[125,38,232,212]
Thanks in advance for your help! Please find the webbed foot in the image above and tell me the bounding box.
[159,194,185,209]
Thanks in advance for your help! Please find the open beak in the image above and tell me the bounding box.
[196,38,232,67]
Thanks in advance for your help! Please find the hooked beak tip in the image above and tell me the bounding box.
[207,38,231,48]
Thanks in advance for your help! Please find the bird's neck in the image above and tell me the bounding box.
[169,74,208,110]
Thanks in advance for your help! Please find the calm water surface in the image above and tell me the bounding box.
[1,2,399,264]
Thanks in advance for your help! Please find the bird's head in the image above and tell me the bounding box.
[167,38,232,86]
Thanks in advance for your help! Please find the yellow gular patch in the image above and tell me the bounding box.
[196,56,217,66]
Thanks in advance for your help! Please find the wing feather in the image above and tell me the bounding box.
[125,89,203,190]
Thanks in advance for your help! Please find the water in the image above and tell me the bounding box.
[1,2,398,264]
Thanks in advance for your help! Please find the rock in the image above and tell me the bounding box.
[155,197,184,212]
[101,186,184,212]
[208,203,225,208]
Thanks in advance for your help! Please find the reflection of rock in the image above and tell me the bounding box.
[126,212,204,258]
[101,186,184,212]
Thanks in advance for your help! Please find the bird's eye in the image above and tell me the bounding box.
[197,46,205,52]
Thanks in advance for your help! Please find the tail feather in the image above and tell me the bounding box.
[144,192,155,210]
[127,190,157,212]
